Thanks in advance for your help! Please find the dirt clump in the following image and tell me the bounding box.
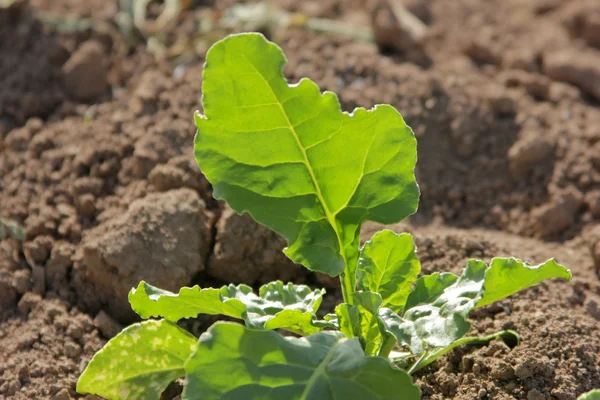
[543,48,600,101]
[62,40,108,102]
[75,189,213,322]
[208,206,306,286]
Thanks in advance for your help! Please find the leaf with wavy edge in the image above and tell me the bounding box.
[183,322,420,400]
[379,258,571,354]
[130,281,326,335]
[77,320,196,400]
[194,33,419,293]
[476,258,572,308]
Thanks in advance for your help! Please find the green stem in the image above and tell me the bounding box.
[378,334,397,358]
[411,330,519,374]
[407,350,428,375]
[339,271,355,305]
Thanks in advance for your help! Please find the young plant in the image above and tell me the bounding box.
[77,33,572,400]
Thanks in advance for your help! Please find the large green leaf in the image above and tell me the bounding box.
[130,281,326,335]
[194,33,419,294]
[357,230,420,312]
[380,258,571,354]
[183,322,420,400]
[77,320,196,400]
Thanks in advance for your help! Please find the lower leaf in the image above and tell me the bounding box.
[77,320,197,400]
[183,322,420,400]
[380,258,570,354]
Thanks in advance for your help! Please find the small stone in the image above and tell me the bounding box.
[94,310,122,338]
[491,361,516,380]
[586,298,600,320]
[527,388,546,400]
[507,135,554,178]
[478,388,488,399]
[7,380,21,396]
[53,388,71,400]
[543,48,600,101]
[13,269,31,294]
[532,187,583,237]
[62,40,107,102]
[486,86,516,117]
[64,341,82,358]
[18,292,42,314]
[515,357,538,380]
[75,194,96,216]
[148,164,186,192]
[18,365,29,382]
[23,235,54,265]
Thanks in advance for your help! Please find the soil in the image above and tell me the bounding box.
[1,0,599,398]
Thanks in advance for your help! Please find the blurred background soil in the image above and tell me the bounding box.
[0,0,599,398]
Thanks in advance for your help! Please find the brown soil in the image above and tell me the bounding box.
[1,0,599,398]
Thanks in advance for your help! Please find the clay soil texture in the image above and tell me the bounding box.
[1,0,600,399]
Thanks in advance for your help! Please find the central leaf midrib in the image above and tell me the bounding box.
[241,54,347,267]
[298,340,341,400]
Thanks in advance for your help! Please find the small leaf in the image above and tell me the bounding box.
[130,281,326,336]
[352,290,383,314]
[183,322,420,400]
[194,32,419,282]
[476,258,572,308]
[352,291,385,355]
[335,303,362,339]
[77,320,196,400]
[357,230,420,312]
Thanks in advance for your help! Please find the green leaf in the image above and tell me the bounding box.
[412,330,520,372]
[352,291,385,356]
[334,303,362,339]
[129,281,246,321]
[380,258,571,354]
[77,320,196,400]
[579,390,600,400]
[476,258,572,308]
[403,272,458,310]
[183,322,420,400]
[130,281,326,335]
[357,230,420,312]
[194,32,419,288]
[352,290,383,314]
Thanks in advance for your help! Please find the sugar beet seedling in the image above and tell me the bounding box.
[77,33,572,400]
